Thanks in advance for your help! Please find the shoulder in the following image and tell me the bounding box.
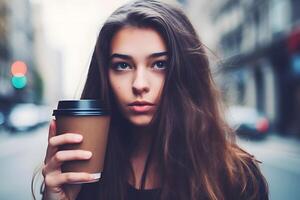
[237,158,269,200]
[226,145,269,200]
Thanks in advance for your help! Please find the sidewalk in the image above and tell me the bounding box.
[237,133,300,176]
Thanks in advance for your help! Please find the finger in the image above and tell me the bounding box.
[44,120,57,164]
[45,150,92,172]
[49,133,83,147]
[45,172,96,187]
[48,119,56,140]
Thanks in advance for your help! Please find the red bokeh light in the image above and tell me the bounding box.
[11,61,27,76]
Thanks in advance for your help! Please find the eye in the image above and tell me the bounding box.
[153,60,167,70]
[111,62,132,71]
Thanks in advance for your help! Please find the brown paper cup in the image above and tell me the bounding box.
[53,100,110,184]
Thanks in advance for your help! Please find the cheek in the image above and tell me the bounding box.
[152,74,165,101]
[109,74,129,102]
[111,84,124,101]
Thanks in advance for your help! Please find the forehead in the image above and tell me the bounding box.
[110,27,167,56]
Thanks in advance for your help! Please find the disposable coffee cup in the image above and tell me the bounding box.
[52,99,110,184]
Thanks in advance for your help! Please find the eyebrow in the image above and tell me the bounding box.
[109,51,168,61]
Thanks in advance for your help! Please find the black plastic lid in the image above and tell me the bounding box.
[52,100,110,116]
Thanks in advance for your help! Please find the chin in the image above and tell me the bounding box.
[128,115,153,127]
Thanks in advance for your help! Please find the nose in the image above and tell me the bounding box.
[132,67,150,96]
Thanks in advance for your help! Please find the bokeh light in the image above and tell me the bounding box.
[11,76,27,89]
[11,61,27,76]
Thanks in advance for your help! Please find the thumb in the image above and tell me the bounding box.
[48,119,56,140]
[44,119,57,164]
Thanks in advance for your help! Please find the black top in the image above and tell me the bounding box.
[76,181,162,200]
[76,161,268,200]
[77,176,268,200]
[126,182,161,200]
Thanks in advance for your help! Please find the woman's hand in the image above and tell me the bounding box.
[42,120,95,200]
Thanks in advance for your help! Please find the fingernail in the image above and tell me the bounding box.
[84,151,92,158]
[74,134,83,141]
[90,173,101,180]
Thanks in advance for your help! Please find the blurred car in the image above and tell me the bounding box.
[5,103,51,132]
[0,111,5,131]
[225,105,269,138]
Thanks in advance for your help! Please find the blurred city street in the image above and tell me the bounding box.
[0,126,300,200]
[237,135,300,200]
[0,126,48,200]
[1,0,300,199]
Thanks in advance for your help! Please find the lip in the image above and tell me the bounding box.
[128,101,154,106]
[128,105,154,113]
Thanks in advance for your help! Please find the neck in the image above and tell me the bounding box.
[128,124,160,189]
[130,125,155,158]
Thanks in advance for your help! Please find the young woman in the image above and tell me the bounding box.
[40,0,269,199]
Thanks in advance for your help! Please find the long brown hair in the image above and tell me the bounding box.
[34,0,269,199]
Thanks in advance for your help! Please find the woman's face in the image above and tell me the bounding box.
[108,27,168,127]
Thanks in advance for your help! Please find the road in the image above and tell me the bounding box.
[0,125,300,200]
[0,125,48,200]
[237,135,300,200]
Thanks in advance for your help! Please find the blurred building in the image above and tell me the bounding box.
[31,1,63,106]
[186,0,300,135]
[0,0,43,107]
